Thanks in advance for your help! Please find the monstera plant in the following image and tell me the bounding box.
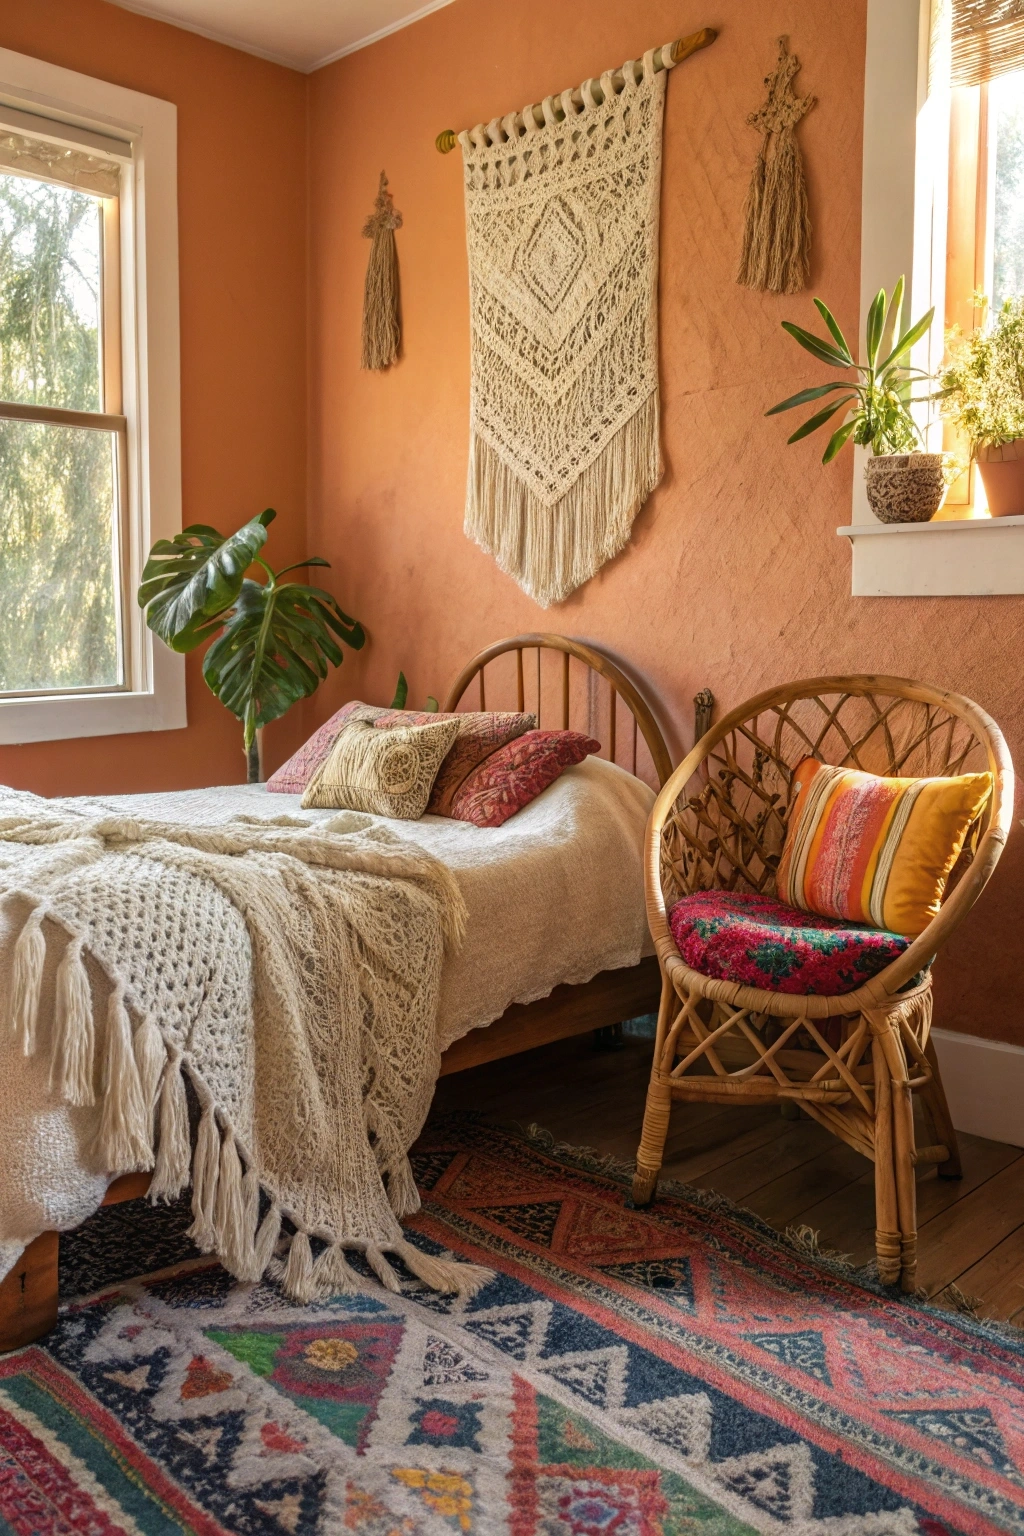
[138,509,364,781]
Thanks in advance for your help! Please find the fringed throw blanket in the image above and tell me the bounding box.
[460,49,669,607]
[0,792,489,1303]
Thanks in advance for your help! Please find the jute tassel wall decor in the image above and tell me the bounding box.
[737,37,814,295]
[361,171,402,370]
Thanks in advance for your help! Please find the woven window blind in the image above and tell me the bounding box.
[952,0,1024,87]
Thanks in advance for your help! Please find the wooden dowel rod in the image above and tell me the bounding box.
[435,27,717,153]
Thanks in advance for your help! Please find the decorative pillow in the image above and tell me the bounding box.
[448,729,600,828]
[301,716,460,818]
[776,757,993,937]
[669,889,909,996]
[266,701,384,794]
[368,708,535,815]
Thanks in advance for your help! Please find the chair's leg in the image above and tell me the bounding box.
[631,975,676,1206]
[0,1231,59,1353]
[874,1018,919,1293]
[920,1037,962,1179]
[871,1036,902,1287]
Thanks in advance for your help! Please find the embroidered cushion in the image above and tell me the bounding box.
[449,729,600,828]
[301,716,460,818]
[669,890,909,996]
[266,701,384,793]
[777,757,993,937]
[369,709,535,815]
[267,703,533,805]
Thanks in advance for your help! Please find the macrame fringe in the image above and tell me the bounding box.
[94,988,152,1172]
[390,1239,492,1299]
[51,937,95,1106]
[465,394,661,607]
[361,171,402,371]
[10,906,46,1055]
[364,1244,403,1294]
[253,1203,283,1277]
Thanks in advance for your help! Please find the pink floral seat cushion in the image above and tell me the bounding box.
[668,890,909,996]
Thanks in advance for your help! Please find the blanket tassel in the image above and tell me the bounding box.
[10,906,46,1055]
[391,1238,493,1298]
[94,988,153,1173]
[50,937,95,1106]
[313,1244,361,1296]
[282,1229,317,1304]
[386,1155,421,1219]
[364,1244,402,1294]
[187,1105,221,1251]
[150,1050,190,1200]
[253,1202,283,1277]
[214,1131,257,1281]
[133,1015,166,1116]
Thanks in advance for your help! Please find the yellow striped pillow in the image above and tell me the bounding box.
[776,757,993,937]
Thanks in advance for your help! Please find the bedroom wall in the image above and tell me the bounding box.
[306,0,1024,1048]
[0,0,310,795]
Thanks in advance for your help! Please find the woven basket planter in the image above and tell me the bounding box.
[976,438,1024,517]
[864,453,946,524]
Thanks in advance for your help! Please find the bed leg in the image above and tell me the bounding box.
[0,1231,59,1353]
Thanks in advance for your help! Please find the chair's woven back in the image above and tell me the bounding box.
[659,678,993,910]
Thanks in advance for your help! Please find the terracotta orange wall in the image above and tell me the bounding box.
[0,0,310,793]
[307,0,1024,1045]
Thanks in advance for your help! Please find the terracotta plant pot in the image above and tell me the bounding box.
[975,439,1024,516]
[864,452,947,524]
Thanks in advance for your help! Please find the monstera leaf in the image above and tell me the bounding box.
[203,577,364,748]
[138,507,365,778]
[138,509,275,652]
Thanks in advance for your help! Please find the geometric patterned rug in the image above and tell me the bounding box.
[2,1117,1022,1536]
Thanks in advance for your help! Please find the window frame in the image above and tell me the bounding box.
[0,47,184,744]
[841,0,1024,595]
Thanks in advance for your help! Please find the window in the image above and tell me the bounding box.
[0,128,127,696]
[0,47,184,742]
[842,0,1024,596]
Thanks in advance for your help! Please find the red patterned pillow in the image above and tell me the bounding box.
[266,701,384,794]
[448,729,600,828]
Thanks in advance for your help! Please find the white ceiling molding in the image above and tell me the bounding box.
[102,0,457,73]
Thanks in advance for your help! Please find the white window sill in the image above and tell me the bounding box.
[0,651,186,745]
[837,515,1024,595]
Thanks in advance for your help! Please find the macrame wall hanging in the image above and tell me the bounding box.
[737,37,815,296]
[439,30,716,607]
[361,171,402,371]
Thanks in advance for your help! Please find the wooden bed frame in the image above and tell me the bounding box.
[0,633,671,1350]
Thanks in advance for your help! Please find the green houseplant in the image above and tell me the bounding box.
[940,295,1024,516]
[138,509,364,782]
[767,276,946,522]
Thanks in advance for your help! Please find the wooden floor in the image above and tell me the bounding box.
[430,1031,1024,1325]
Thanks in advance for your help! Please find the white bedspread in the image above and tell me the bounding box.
[0,756,653,1266]
[71,754,656,1048]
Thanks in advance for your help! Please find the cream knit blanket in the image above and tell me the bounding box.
[0,789,488,1302]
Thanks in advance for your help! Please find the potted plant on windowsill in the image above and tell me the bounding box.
[138,509,365,782]
[767,276,947,523]
[940,295,1024,517]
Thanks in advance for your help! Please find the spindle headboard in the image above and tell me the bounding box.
[442,633,672,789]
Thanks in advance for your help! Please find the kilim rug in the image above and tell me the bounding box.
[2,1116,1023,1536]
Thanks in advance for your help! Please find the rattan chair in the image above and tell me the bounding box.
[632,676,1013,1292]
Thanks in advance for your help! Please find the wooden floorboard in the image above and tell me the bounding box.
[430,1031,1024,1323]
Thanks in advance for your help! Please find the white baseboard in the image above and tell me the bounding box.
[930,1028,1024,1149]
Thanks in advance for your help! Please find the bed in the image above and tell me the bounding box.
[0,633,672,1348]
